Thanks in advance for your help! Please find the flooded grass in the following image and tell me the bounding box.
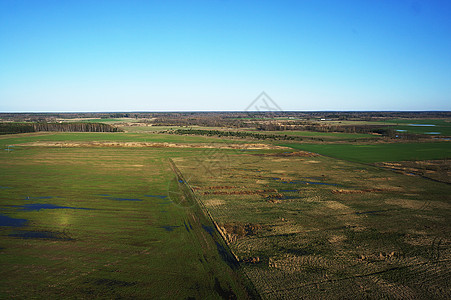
[158,225,180,232]
[144,194,167,199]
[13,203,92,211]
[175,148,451,299]
[8,230,74,241]
[97,195,142,201]
[107,197,142,201]
[0,143,251,299]
[0,214,27,227]
[202,224,215,237]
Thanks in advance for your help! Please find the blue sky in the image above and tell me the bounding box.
[0,0,450,112]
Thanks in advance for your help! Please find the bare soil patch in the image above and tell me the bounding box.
[331,188,387,194]
[254,151,319,157]
[19,141,288,150]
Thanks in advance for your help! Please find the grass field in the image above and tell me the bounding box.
[280,142,451,163]
[0,135,253,298]
[378,119,451,136]
[0,132,251,148]
[1,131,450,298]
[174,150,451,299]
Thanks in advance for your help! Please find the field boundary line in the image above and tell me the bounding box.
[168,158,262,299]
[168,158,240,263]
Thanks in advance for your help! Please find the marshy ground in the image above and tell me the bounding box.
[0,128,450,299]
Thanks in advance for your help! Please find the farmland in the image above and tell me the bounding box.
[173,150,450,299]
[0,135,254,299]
[0,112,450,299]
[281,142,451,163]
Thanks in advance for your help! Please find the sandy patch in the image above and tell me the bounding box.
[269,158,290,162]
[204,198,226,207]
[329,234,347,244]
[18,141,289,150]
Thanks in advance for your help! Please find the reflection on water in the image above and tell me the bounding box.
[97,194,142,201]
[9,230,74,240]
[408,124,436,127]
[145,195,167,199]
[0,214,27,227]
[14,203,92,211]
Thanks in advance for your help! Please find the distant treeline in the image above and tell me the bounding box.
[169,129,325,141]
[2,111,450,124]
[0,123,121,134]
[258,124,391,134]
[33,123,121,132]
[0,123,35,134]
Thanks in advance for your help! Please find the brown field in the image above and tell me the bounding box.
[174,150,451,299]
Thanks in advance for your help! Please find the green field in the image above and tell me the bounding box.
[0,132,249,147]
[0,134,253,298]
[378,119,451,136]
[281,142,451,163]
[1,131,450,298]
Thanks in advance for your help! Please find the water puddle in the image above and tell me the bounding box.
[157,198,172,205]
[281,195,299,200]
[408,124,436,126]
[0,214,27,227]
[97,195,142,201]
[280,189,298,192]
[145,195,167,199]
[13,203,92,211]
[8,230,74,241]
[202,224,215,237]
[425,132,441,135]
[159,225,180,232]
[108,197,142,201]
[0,186,11,189]
[396,129,407,132]
[184,221,190,232]
[215,241,239,269]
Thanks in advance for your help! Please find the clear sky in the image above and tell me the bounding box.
[0,0,450,112]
